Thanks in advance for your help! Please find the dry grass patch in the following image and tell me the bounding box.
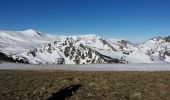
[0,70,170,100]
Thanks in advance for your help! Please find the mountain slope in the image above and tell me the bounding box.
[12,37,124,64]
[0,29,170,64]
[0,29,53,55]
[138,36,170,63]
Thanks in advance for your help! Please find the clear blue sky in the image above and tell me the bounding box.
[0,0,170,43]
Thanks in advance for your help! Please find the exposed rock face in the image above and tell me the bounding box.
[13,37,123,64]
[138,36,170,63]
[0,29,170,64]
[0,52,29,63]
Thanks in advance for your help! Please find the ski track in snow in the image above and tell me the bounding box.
[0,63,170,71]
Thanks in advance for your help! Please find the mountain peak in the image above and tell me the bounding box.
[20,29,45,37]
[23,29,37,33]
[164,35,170,42]
[78,34,101,39]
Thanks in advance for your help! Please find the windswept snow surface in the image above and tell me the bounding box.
[0,29,53,55]
[0,63,170,71]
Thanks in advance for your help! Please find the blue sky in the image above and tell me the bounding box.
[0,0,170,43]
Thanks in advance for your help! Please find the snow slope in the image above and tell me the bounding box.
[0,29,170,64]
[0,29,53,55]
[138,36,170,63]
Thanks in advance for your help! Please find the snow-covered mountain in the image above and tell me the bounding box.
[138,36,170,63]
[0,29,53,55]
[0,29,170,64]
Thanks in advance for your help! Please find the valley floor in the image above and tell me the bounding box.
[0,70,170,100]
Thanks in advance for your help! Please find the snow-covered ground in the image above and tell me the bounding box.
[0,63,170,71]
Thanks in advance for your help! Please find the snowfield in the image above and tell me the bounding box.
[0,63,170,71]
[0,29,170,64]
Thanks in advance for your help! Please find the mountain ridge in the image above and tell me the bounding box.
[0,29,170,64]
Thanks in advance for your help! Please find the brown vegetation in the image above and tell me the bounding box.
[0,70,169,100]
